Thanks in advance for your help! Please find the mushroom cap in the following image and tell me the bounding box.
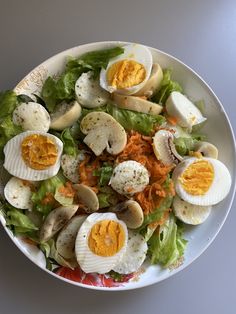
[39,205,79,242]
[80,112,127,156]
[50,100,82,130]
[113,93,163,115]
[153,129,183,166]
[56,215,87,259]
[194,141,218,159]
[111,200,144,229]
[134,63,163,97]
[74,184,99,213]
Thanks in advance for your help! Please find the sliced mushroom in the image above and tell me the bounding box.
[53,253,78,270]
[153,130,183,165]
[110,200,144,229]
[113,93,163,115]
[73,184,99,213]
[39,205,79,242]
[194,141,218,159]
[80,112,127,156]
[56,215,87,259]
[26,211,43,228]
[134,63,163,97]
[50,239,78,269]
[50,100,82,130]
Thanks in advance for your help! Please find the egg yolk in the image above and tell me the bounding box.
[88,220,125,257]
[179,160,214,195]
[107,59,146,89]
[21,134,58,170]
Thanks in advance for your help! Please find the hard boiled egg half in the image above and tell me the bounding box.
[3,131,63,181]
[75,212,128,274]
[166,91,206,130]
[100,44,153,95]
[172,157,231,206]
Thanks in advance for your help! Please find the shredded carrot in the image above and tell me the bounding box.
[166,115,178,125]
[78,153,114,190]
[78,131,175,223]
[117,131,175,215]
[78,155,100,188]
[149,209,171,229]
[58,182,76,198]
[22,180,37,192]
[117,131,171,180]
[41,192,56,205]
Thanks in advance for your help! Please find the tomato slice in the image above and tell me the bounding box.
[56,267,134,287]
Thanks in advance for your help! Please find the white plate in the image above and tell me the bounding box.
[1,41,235,290]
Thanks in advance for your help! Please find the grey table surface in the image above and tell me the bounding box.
[0,0,236,313]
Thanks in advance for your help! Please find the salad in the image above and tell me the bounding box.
[0,43,232,287]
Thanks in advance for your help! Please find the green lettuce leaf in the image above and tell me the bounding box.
[40,239,75,270]
[79,104,165,136]
[174,137,196,156]
[54,186,74,206]
[97,193,111,208]
[41,47,124,111]
[97,186,119,209]
[148,214,187,268]
[191,132,207,141]
[139,196,173,231]
[0,90,18,119]
[0,91,23,159]
[66,46,124,73]
[152,69,183,105]
[174,133,207,156]
[41,77,58,112]
[93,163,113,186]
[6,207,38,236]
[0,115,22,139]
[61,128,78,156]
[107,104,165,135]
[56,72,77,101]
[31,172,66,215]
[42,72,78,112]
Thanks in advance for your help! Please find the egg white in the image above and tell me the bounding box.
[60,152,85,183]
[3,131,63,181]
[173,195,212,225]
[166,92,206,129]
[113,230,147,274]
[172,157,232,206]
[4,176,35,209]
[13,102,51,132]
[75,212,128,274]
[100,44,153,95]
[110,160,149,196]
[75,71,110,108]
